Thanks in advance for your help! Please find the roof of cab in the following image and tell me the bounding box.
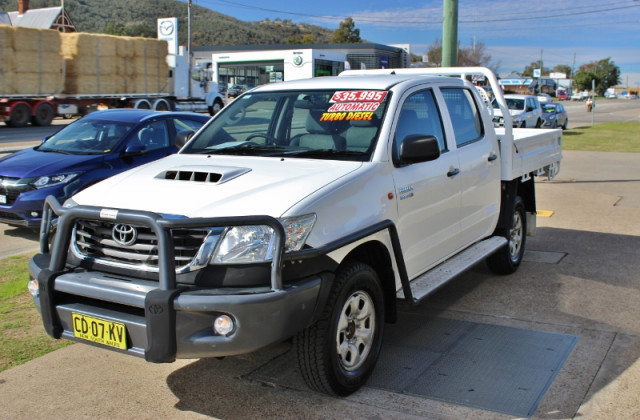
[251,72,463,93]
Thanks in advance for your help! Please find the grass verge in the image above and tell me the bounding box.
[0,254,70,372]
[562,122,640,153]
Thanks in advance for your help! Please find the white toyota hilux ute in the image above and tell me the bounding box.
[29,67,562,396]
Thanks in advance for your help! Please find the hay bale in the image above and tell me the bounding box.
[13,51,62,73]
[14,72,64,95]
[12,26,60,52]
[65,54,117,76]
[132,37,166,58]
[64,74,120,95]
[132,75,168,94]
[115,36,134,58]
[0,25,13,49]
[60,32,117,58]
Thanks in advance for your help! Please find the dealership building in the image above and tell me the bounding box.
[192,43,410,90]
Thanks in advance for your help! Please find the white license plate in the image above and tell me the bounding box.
[0,194,6,204]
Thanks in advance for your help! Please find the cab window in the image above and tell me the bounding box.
[441,88,483,147]
[393,89,446,163]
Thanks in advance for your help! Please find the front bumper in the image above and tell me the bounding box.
[29,196,325,362]
[29,255,323,361]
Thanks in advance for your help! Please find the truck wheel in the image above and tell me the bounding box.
[487,196,526,274]
[208,99,223,116]
[32,103,55,126]
[8,103,31,128]
[294,262,384,396]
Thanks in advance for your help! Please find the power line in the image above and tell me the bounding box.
[203,0,640,26]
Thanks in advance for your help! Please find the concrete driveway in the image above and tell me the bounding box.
[1,150,639,419]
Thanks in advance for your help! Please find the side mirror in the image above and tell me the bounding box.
[175,130,195,149]
[122,143,146,157]
[399,135,441,164]
[42,135,51,143]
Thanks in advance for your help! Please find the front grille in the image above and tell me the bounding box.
[0,176,26,206]
[73,219,212,271]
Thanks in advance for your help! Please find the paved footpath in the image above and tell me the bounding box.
[1,150,639,419]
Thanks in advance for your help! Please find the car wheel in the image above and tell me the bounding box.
[520,121,526,128]
[487,196,526,275]
[562,119,568,130]
[535,118,542,128]
[294,261,384,396]
[552,120,557,129]
[8,103,31,128]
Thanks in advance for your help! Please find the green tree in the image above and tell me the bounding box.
[552,64,572,78]
[522,60,550,77]
[331,17,361,43]
[573,58,621,95]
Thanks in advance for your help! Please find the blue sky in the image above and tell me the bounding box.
[186,0,640,86]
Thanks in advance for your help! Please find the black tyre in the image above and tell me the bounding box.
[8,103,31,128]
[562,119,568,130]
[519,121,526,128]
[294,262,384,396]
[535,118,542,128]
[208,99,223,116]
[32,102,55,126]
[487,196,526,274]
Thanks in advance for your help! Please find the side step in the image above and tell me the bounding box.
[397,236,507,303]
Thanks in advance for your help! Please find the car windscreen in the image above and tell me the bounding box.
[542,105,557,113]
[38,120,134,155]
[181,89,390,161]
[505,98,525,110]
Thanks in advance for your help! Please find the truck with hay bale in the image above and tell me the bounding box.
[0,26,224,127]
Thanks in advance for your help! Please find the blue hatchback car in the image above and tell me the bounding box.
[0,109,209,228]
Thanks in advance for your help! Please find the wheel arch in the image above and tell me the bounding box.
[338,240,398,324]
[496,177,536,231]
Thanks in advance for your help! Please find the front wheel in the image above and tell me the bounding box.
[208,99,223,116]
[294,262,384,396]
[487,196,526,274]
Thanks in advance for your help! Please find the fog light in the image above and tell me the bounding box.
[28,279,39,297]
[213,315,234,336]
[30,211,40,218]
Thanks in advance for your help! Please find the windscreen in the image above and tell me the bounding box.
[38,120,134,155]
[181,89,390,161]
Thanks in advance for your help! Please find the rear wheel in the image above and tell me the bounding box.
[294,262,384,396]
[8,103,31,127]
[487,196,526,274]
[32,102,55,126]
[519,121,526,128]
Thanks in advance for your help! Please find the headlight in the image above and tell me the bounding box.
[32,173,80,189]
[212,213,316,264]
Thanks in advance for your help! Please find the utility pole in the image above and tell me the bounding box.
[188,0,192,98]
[442,0,458,67]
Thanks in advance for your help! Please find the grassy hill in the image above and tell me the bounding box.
[0,0,335,45]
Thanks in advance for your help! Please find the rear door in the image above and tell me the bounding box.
[439,87,500,248]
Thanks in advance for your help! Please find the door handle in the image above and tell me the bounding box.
[447,168,460,177]
[488,153,498,162]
